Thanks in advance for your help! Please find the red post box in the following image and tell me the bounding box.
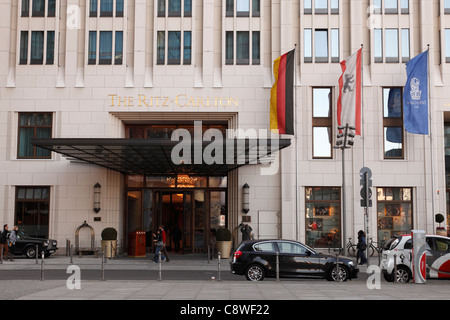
[128,231,146,258]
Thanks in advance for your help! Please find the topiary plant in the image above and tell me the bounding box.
[216,228,232,241]
[101,227,117,240]
[436,214,445,229]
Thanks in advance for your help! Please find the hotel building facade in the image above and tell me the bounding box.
[1,0,450,254]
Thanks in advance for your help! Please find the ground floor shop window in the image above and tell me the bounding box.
[305,187,341,248]
[15,186,50,238]
[377,187,413,246]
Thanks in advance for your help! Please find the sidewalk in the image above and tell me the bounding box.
[2,254,449,301]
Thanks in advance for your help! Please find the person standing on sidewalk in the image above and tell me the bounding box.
[153,227,165,263]
[0,224,8,260]
[160,225,170,262]
[356,230,367,265]
[7,226,18,262]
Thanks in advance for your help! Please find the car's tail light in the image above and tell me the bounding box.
[233,250,242,260]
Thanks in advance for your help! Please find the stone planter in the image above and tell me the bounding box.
[436,229,447,237]
[216,240,232,259]
[101,240,117,258]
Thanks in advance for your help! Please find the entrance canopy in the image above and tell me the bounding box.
[32,138,291,175]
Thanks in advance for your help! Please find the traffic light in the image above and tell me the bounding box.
[360,167,372,207]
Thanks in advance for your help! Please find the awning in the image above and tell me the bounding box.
[32,138,291,175]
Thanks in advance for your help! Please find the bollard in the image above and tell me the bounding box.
[35,245,39,264]
[40,251,45,281]
[335,254,340,282]
[217,251,222,281]
[158,251,162,281]
[0,246,3,265]
[276,252,280,281]
[207,245,210,264]
[70,245,73,264]
[101,250,105,281]
[393,254,398,283]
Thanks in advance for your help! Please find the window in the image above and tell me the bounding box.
[15,187,50,238]
[330,0,339,14]
[305,187,341,248]
[278,242,307,255]
[90,0,123,17]
[252,0,260,17]
[31,31,44,64]
[156,31,191,65]
[183,31,191,64]
[385,0,398,14]
[434,238,450,253]
[168,31,181,64]
[159,0,192,17]
[385,29,399,63]
[252,31,260,65]
[18,113,52,159]
[401,0,409,14]
[373,0,382,14]
[20,31,29,65]
[377,187,413,246]
[253,242,276,252]
[157,31,165,64]
[304,0,312,14]
[330,28,339,63]
[226,0,233,17]
[304,28,312,63]
[237,0,250,17]
[88,31,123,65]
[100,0,113,17]
[169,0,181,17]
[401,28,410,62]
[312,88,332,158]
[48,0,56,17]
[446,0,450,14]
[32,0,45,17]
[315,29,328,63]
[22,0,30,17]
[446,29,450,63]
[315,0,328,14]
[383,88,404,159]
[226,31,233,65]
[46,31,55,64]
[236,31,249,65]
[374,28,383,63]
[225,31,259,65]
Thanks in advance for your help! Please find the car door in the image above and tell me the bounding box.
[427,236,450,279]
[277,241,322,276]
[251,241,278,276]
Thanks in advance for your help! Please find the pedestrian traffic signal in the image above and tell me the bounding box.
[360,167,372,207]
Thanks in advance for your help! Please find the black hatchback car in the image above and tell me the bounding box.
[6,230,58,259]
[230,239,358,281]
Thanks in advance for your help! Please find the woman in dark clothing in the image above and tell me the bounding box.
[357,230,367,265]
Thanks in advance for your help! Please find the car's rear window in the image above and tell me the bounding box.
[253,242,276,252]
[383,236,401,250]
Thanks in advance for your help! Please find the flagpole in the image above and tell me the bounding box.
[294,44,299,241]
[427,44,436,232]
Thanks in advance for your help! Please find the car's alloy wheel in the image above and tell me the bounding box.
[245,264,265,281]
[328,265,349,282]
[394,266,411,283]
[25,246,36,259]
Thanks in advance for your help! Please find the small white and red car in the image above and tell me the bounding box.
[380,234,450,283]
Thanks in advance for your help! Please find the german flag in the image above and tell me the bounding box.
[270,49,295,135]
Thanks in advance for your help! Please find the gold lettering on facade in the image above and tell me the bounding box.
[108,94,239,108]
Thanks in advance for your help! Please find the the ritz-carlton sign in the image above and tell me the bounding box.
[108,94,239,108]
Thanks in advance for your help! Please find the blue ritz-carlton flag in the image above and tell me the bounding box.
[403,50,429,135]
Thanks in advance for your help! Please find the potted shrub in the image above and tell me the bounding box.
[101,227,118,258]
[216,227,232,259]
[435,214,446,236]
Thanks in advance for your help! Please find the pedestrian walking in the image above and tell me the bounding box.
[0,224,8,260]
[7,226,18,262]
[357,230,367,265]
[153,226,165,263]
[160,225,170,262]
[240,224,253,241]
